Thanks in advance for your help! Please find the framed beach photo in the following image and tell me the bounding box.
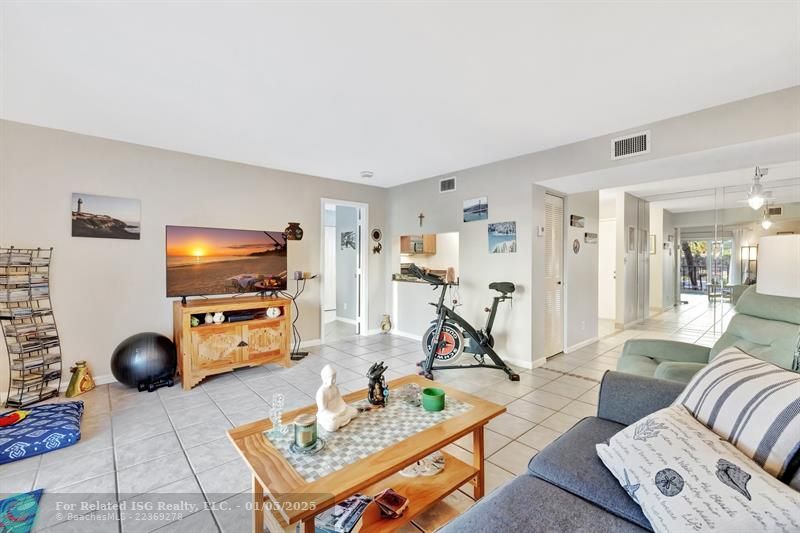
[463,197,488,222]
[71,193,141,240]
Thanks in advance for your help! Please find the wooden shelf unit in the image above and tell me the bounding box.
[173,295,292,390]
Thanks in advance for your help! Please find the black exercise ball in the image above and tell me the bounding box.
[111,332,177,391]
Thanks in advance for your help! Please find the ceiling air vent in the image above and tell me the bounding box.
[439,176,456,193]
[767,206,783,217]
[612,130,650,160]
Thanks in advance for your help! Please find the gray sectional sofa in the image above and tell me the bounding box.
[440,372,686,532]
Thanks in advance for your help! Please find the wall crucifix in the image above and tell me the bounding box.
[418,212,425,227]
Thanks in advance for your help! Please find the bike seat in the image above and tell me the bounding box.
[489,282,515,294]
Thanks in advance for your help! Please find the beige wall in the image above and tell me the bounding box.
[0,120,387,392]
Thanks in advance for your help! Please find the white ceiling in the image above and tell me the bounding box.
[600,161,800,213]
[1,1,799,187]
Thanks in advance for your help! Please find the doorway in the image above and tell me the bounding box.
[544,193,565,357]
[320,199,368,342]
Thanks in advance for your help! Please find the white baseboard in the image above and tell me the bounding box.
[502,355,537,370]
[564,336,600,354]
[365,328,383,336]
[391,330,422,342]
[334,316,358,325]
[300,338,321,348]
[621,318,644,329]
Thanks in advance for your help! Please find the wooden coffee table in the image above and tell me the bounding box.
[227,374,505,532]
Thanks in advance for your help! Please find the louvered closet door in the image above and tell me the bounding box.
[544,194,565,357]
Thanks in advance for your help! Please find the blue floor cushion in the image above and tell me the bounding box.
[0,401,83,465]
[0,489,43,533]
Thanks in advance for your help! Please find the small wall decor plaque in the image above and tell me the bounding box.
[570,215,585,228]
[584,232,598,244]
[340,231,356,250]
[573,239,581,254]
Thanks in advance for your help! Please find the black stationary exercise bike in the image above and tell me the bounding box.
[407,264,520,381]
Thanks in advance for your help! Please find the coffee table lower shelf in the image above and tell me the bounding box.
[264,450,478,532]
[358,451,478,533]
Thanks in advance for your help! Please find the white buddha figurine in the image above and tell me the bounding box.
[316,364,358,432]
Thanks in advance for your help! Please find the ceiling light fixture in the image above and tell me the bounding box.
[360,170,374,179]
[747,166,768,210]
[761,210,773,230]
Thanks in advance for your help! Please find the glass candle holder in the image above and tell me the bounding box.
[293,414,317,448]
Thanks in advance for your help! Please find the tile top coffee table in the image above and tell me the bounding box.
[227,374,505,533]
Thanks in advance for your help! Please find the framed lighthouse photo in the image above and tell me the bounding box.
[71,193,141,240]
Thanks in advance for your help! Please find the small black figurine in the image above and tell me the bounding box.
[367,361,389,406]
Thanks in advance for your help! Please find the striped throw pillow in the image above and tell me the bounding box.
[674,347,800,482]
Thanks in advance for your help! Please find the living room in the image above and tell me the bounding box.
[1,2,799,533]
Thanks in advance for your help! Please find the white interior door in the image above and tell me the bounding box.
[323,226,336,311]
[544,193,565,357]
[598,219,616,319]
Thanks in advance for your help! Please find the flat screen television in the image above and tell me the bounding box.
[166,225,287,297]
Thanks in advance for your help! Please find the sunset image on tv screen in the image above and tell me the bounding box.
[166,226,287,297]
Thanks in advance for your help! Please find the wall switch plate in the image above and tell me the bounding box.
[537,226,545,237]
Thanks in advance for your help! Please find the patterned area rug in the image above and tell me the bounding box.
[0,489,42,533]
[266,397,472,482]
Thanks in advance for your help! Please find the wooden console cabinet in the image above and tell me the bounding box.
[173,295,292,390]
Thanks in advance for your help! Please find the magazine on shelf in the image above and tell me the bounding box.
[12,369,60,387]
[0,286,50,302]
[0,306,51,319]
[11,353,61,372]
[315,494,372,533]
[0,274,49,285]
[6,386,58,405]
[0,252,50,266]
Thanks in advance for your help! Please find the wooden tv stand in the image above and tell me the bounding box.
[173,295,292,390]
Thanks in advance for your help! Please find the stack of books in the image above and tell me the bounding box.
[315,494,373,533]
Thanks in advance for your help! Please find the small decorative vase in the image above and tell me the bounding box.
[380,314,392,334]
[190,316,200,327]
[66,361,95,397]
[212,312,225,324]
[204,312,214,324]
[284,222,304,241]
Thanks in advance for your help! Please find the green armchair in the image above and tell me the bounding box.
[617,285,800,383]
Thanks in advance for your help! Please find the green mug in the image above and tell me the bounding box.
[422,387,445,412]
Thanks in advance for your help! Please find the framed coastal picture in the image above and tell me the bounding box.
[488,221,516,253]
[71,193,141,240]
[463,197,488,222]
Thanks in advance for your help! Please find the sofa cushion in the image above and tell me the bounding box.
[596,405,800,533]
[438,474,649,533]
[674,347,800,481]
[528,416,652,531]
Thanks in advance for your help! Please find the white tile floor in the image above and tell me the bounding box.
[4,294,731,532]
